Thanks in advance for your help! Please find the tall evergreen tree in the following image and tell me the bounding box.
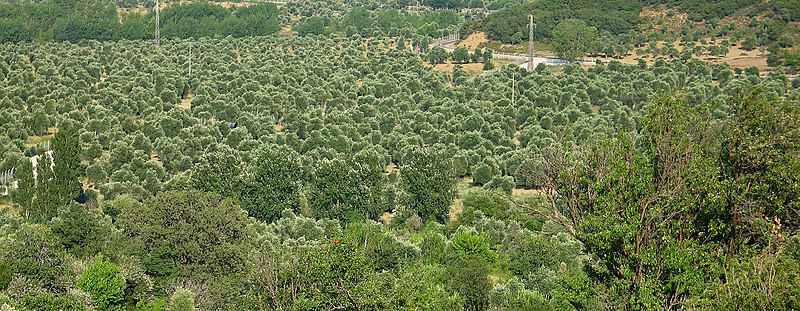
[51,127,81,206]
[12,158,35,211]
[29,153,57,222]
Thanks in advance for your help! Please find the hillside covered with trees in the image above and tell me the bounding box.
[0,0,281,42]
[479,0,800,68]
[0,0,799,310]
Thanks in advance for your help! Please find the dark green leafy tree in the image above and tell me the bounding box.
[12,158,35,210]
[295,16,326,36]
[28,153,58,222]
[233,4,281,37]
[482,48,494,70]
[471,48,482,63]
[50,203,113,258]
[401,148,456,222]
[483,175,514,195]
[447,232,494,311]
[719,91,800,257]
[77,253,126,311]
[427,46,449,65]
[160,2,229,38]
[307,240,380,309]
[342,7,374,37]
[118,190,253,306]
[472,162,497,185]
[481,0,639,44]
[0,222,70,292]
[0,260,10,291]
[389,262,463,309]
[453,64,467,84]
[452,47,471,64]
[551,19,597,62]
[309,155,385,222]
[524,95,722,308]
[241,147,303,222]
[190,145,243,199]
[423,0,466,9]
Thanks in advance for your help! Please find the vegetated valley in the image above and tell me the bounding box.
[0,0,799,310]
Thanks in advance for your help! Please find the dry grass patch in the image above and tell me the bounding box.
[150,152,162,164]
[179,92,194,109]
[457,32,489,50]
[449,198,464,221]
[709,44,769,70]
[586,39,769,70]
[379,211,395,224]
[433,61,486,78]
[449,177,480,221]
[25,127,58,148]
[640,5,688,29]
[511,187,545,197]
[0,201,15,211]
[384,162,398,174]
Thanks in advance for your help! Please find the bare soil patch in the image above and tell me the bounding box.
[586,38,769,70]
[179,92,194,109]
[0,201,14,211]
[279,25,294,36]
[449,198,464,221]
[150,152,162,164]
[433,62,484,72]
[384,162,398,173]
[379,211,395,224]
[640,5,688,29]
[457,32,488,50]
[433,61,486,78]
[449,177,479,221]
[709,44,769,70]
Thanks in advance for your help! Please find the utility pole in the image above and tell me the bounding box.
[528,14,535,71]
[155,0,161,47]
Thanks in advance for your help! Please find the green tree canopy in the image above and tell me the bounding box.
[401,148,457,222]
[77,253,126,311]
[551,19,597,62]
[118,190,253,304]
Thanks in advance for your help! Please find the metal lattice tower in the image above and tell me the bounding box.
[528,14,535,71]
[155,0,161,47]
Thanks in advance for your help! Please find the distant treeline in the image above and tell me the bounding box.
[0,0,280,43]
[481,0,800,44]
[481,0,642,44]
[645,0,760,21]
[293,7,463,38]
